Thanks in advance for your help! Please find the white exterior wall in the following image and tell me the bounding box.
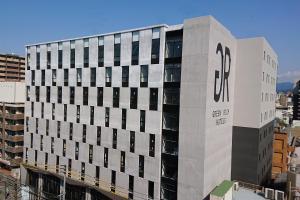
[0,82,25,103]
[24,25,166,200]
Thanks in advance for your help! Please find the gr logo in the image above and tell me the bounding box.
[214,43,231,102]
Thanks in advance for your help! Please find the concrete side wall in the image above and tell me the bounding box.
[178,16,236,200]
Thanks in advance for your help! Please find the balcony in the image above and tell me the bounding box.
[164,64,181,83]
[164,88,180,105]
[0,112,24,120]
[4,134,24,142]
[163,113,179,131]
[162,139,178,156]
[4,146,23,153]
[2,124,24,131]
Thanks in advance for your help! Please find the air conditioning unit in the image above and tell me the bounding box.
[265,188,275,199]
[275,190,284,200]
[233,182,239,191]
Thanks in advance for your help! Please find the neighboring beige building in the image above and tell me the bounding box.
[0,54,25,82]
[0,82,25,170]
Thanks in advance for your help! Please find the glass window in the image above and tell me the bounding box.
[140,65,148,87]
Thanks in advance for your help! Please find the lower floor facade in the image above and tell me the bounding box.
[231,120,274,185]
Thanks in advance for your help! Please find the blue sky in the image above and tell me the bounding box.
[1,0,299,82]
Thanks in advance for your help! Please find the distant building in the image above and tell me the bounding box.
[0,54,25,82]
[232,38,277,185]
[272,130,294,179]
[293,80,300,120]
[0,82,25,171]
[22,15,277,200]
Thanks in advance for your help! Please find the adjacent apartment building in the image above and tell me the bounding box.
[22,16,277,200]
[293,80,300,120]
[0,54,25,82]
[232,38,277,185]
[0,82,25,170]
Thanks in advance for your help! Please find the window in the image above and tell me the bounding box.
[36,48,40,69]
[113,88,120,108]
[57,86,62,103]
[114,34,121,66]
[84,39,89,68]
[81,162,85,181]
[31,102,34,117]
[105,67,112,87]
[64,104,67,121]
[41,102,44,118]
[98,37,104,67]
[36,118,39,134]
[70,87,75,104]
[104,148,108,168]
[70,41,75,68]
[129,175,134,199]
[83,87,89,105]
[57,121,61,138]
[130,131,135,153]
[97,87,103,106]
[30,133,33,148]
[130,88,138,109]
[31,70,35,86]
[47,47,51,69]
[58,43,63,68]
[35,86,40,102]
[52,103,55,120]
[40,135,43,151]
[140,65,148,87]
[68,159,72,178]
[51,137,54,154]
[46,119,49,136]
[112,129,117,149]
[95,166,100,186]
[131,32,139,65]
[139,155,144,178]
[69,123,73,140]
[97,126,101,146]
[35,150,38,166]
[77,68,82,86]
[27,52,31,70]
[148,181,154,200]
[76,105,80,123]
[111,170,116,192]
[105,107,109,127]
[122,109,126,129]
[90,68,96,87]
[122,66,129,87]
[46,86,50,103]
[120,151,125,172]
[82,124,86,143]
[41,70,45,86]
[52,69,57,86]
[90,106,94,125]
[89,145,93,164]
[149,88,158,110]
[63,139,66,156]
[75,142,79,160]
[165,36,182,58]
[140,110,145,132]
[45,153,48,170]
[64,69,69,86]
[149,134,155,157]
[151,28,160,64]
[26,86,30,101]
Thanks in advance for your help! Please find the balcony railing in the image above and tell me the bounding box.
[0,112,24,120]
[4,146,23,153]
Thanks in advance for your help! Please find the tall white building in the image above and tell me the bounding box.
[22,16,277,200]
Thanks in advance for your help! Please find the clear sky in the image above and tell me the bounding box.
[1,0,299,82]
